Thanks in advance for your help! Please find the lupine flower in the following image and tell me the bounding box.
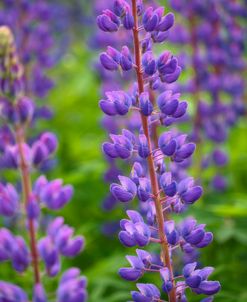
[57,268,87,302]
[119,210,151,247]
[183,262,221,295]
[0,26,87,300]
[0,281,28,302]
[97,1,220,301]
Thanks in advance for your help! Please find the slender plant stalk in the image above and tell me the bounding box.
[131,1,176,301]
[15,125,41,285]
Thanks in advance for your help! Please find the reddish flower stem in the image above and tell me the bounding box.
[131,1,176,301]
[15,125,41,285]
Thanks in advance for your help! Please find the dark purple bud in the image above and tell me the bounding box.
[161,66,181,83]
[123,11,134,29]
[16,97,34,124]
[97,9,120,32]
[32,141,48,166]
[137,178,151,202]
[26,195,40,220]
[173,101,187,118]
[120,46,133,71]
[142,51,157,75]
[157,91,179,115]
[164,220,179,245]
[40,179,73,210]
[160,268,173,293]
[143,7,163,32]
[40,132,58,154]
[131,283,160,301]
[0,281,27,302]
[181,186,203,204]
[113,0,129,16]
[100,46,121,71]
[158,132,177,156]
[38,237,60,277]
[157,13,175,31]
[174,143,196,162]
[186,275,202,288]
[0,183,19,217]
[119,267,143,281]
[138,134,150,158]
[152,30,169,43]
[140,92,153,116]
[102,142,118,158]
[157,51,170,73]
[197,281,221,295]
[100,90,131,116]
[33,283,47,302]
[111,176,137,202]
[12,236,30,272]
[160,172,177,197]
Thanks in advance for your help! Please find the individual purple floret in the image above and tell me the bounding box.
[0,281,28,302]
[57,268,88,302]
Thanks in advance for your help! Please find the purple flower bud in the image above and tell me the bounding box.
[32,141,48,166]
[39,179,73,210]
[111,176,137,202]
[100,46,121,71]
[173,143,196,162]
[33,283,47,302]
[38,237,60,277]
[0,183,19,217]
[178,178,203,204]
[157,91,179,116]
[160,172,177,197]
[113,0,129,17]
[40,132,58,154]
[57,269,87,302]
[152,30,169,43]
[140,92,153,116]
[142,51,157,75]
[119,255,144,281]
[26,195,40,220]
[0,281,27,302]
[99,90,131,116]
[12,236,30,272]
[131,283,160,301]
[161,66,181,83]
[160,267,173,293]
[164,220,179,245]
[157,13,175,31]
[16,96,34,124]
[138,134,150,158]
[123,11,134,30]
[119,210,151,247]
[158,132,177,156]
[137,178,151,202]
[173,101,188,118]
[0,228,15,261]
[120,46,133,71]
[97,9,120,32]
[143,7,163,32]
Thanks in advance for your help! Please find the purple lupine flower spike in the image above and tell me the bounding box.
[97,0,220,301]
[0,25,87,300]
